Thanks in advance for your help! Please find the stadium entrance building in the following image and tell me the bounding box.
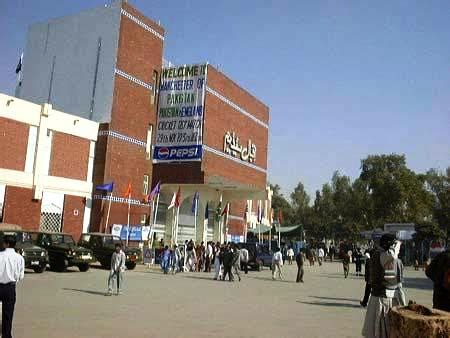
[11,1,271,243]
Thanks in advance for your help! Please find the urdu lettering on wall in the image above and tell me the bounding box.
[153,64,208,162]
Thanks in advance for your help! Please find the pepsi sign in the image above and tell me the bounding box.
[153,145,202,162]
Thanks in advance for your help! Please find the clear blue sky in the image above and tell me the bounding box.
[1,1,449,198]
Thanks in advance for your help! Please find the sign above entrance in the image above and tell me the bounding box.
[224,131,256,163]
[153,64,208,163]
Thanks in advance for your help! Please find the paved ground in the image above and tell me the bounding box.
[11,261,433,338]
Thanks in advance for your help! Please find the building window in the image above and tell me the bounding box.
[145,124,153,160]
[143,175,149,195]
[151,70,159,105]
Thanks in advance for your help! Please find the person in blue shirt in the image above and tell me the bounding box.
[162,246,171,274]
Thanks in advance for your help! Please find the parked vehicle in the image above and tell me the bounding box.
[30,232,94,272]
[0,223,48,273]
[78,233,141,270]
[239,242,274,271]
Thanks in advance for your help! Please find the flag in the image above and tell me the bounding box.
[15,53,23,74]
[257,201,262,223]
[175,187,181,208]
[205,202,209,219]
[95,182,114,192]
[221,202,229,216]
[278,210,283,224]
[146,181,161,203]
[191,191,199,214]
[168,192,176,209]
[243,204,248,222]
[123,182,132,199]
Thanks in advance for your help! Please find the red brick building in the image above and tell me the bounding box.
[12,1,271,243]
[0,94,98,241]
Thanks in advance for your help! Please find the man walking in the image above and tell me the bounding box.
[272,247,284,280]
[287,247,294,265]
[296,249,304,283]
[0,235,25,338]
[425,248,450,312]
[240,246,249,274]
[362,234,401,338]
[231,244,241,282]
[318,247,325,266]
[222,246,234,282]
[107,243,126,295]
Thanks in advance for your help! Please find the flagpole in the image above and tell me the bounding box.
[126,196,131,247]
[194,196,198,243]
[175,205,180,245]
[150,193,160,249]
[104,191,113,233]
[225,203,229,243]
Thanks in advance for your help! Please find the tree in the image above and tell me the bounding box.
[270,184,294,225]
[425,168,450,239]
[290,182,312,225]
[359,154,433,226]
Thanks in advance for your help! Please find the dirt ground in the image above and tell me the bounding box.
[11,261,433,338]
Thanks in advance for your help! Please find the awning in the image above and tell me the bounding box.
[247,224,301,234]
[247,224,271,234]
[274,225,301,233]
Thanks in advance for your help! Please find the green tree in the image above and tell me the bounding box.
[290,182,312,225]
[359,154,433,226]
[425,168,450,239]
[270,184,294,225]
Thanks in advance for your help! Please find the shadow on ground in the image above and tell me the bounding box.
[62,288,106,296]
[310,296,360,302]
[247,275,294,283]
[404,277,433,291]
[297,300,361,309]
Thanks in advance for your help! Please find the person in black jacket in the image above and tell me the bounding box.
[425,249,450,312]
[222,245,234,282]
[360,250,372,307]
[296,249,305,283]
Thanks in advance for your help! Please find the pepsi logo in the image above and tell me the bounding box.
[158,147,170,159]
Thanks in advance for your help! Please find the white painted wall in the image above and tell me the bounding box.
[19,2,122,123]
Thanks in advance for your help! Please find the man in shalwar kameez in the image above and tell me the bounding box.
[362,234,402,338]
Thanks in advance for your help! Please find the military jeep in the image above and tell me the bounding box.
[0,223,49,273]
[31,232,94,272]
[79,233,141,270]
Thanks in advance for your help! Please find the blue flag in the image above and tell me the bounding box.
[191,191,199,214]
[96,182,114,192]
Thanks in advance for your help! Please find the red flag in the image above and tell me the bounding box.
[221,202,229,216]
[123,182,132,199]
[174,187,181,208]
[278,210,283,224]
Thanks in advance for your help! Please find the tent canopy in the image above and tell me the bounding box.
[247,224,301,234]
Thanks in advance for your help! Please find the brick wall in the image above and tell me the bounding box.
[3,186,41,231]
[0,117,29,171]
[89,2,164,232]
[62,195,85,241]
[50,131,90,181]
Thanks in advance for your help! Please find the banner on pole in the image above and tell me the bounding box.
[153,64,208,162]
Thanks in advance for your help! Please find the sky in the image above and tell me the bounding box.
[0,0,449,198]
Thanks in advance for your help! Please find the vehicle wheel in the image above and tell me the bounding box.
[78,263,90,272]
[125,262,136,270]
[51,258,67,272]
[33,265,46,273]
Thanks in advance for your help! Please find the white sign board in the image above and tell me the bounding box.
[153,64,207,162]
